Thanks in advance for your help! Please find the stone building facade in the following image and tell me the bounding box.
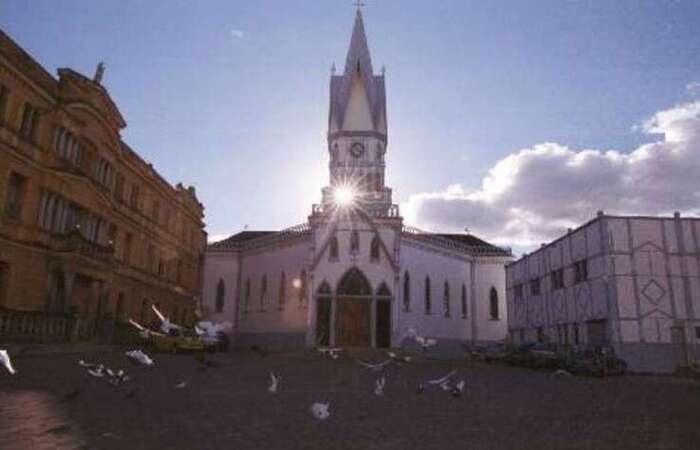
[506,211,700,373]
[0,29,206,331]
[202,10,512,349]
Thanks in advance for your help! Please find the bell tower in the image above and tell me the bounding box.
[313,7,398,219]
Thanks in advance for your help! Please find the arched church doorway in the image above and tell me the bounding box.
[375,283,392,348]
[336,267,372,347]
[316,282,332,346]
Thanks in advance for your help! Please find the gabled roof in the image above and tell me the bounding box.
[208,231,276,249]
[329,9,386,134]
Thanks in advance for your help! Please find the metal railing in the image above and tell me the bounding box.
[0,309,75,342]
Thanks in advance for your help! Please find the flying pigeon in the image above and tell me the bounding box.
[439,380,452,392]
[125,349,154,366]
[357,359,392,371]
[128,318,162,339]
[374,376,386,396]
[452,380,465,398]
[87,366,105,378]
[151,305,182,335]
[425,370,456,386]
[268,371,280,394]
[174,381,187,389]
[310,402,330,420]
[0,349,16,375]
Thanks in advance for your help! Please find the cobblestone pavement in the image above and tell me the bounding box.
[1,347,699,450]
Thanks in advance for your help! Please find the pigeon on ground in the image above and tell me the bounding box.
[125,349,154,366]
[417,381,425,394]
[310,402,331,420]
[0,349,16,375]
[357,359,392,371]
[62,388,81,401]
[374,376,386,396]
[174,381,187,389]
[554,369,573,377]
[268,371,280,394]
[403,327,437,351]
[87,366,105,378]
[425,370,457,386]
[452,380,465,398]
[439,380,452,392]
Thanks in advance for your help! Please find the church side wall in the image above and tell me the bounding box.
[473,261,509,343]
[236,240,311,348]
[398,242,472,345]
[201,252,239,325]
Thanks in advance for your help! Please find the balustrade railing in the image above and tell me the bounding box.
[0,309,75,342]
[402,225,512,256]
[50,230,115,262]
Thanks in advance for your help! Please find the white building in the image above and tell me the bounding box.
[506,211,700,373]
[202,9,512,349]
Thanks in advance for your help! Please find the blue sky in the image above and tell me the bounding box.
[3,0,700,248]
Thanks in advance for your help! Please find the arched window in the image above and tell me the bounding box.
[299,270,307,307]
[350,230,359,253]
[489,287,499,320]
[403,271,410,312]
[260,275,268,311]
[244,277,251,313]
[376,282,391,298]
[278,272,286,310]
[443,280,450,317]
[115,292,125,320]
[329,235,339,260]
[370,235,380,261]
[215,279,225,313]
[461,284,467,318]
[424,276,431,314]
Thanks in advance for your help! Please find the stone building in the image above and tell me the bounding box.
[0,28,206,333]
[202,9,512,349]
[506,211,700,373]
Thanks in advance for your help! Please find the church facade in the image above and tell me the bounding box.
[202,10,513,349]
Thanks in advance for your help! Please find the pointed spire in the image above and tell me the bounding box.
[344,7,373,76]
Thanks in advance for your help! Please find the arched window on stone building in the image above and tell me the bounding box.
[244,277,251,313]
[350,230,359,254]
[329,235,339,260]
[461,284,467,318]
[370,235,380,261]
[403,271,410,312]
[424,276,431,314]
[489,287,499,320]
[260,275,268,311]
[278,272,286,310]
[443,280,450,317]
[298,270,307,307]
[215,279,225,313]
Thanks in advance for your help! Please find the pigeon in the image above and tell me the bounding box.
[268,371,280,394]
[310,402,330,420]
[374,376,386,396]
[174,381,187,389]
[125,349,154,366]
[151,305,183,335]
[425,370,456,386]
[128,319,162,339]
[318,347,342,360]
[439,380,452,392]
[87,366,105,378]
[357,359,392,371]
[403,327,437,351]
[0,349,16,375]
[417,381,425,394]
[554,369,573,377]
[452,380,465,398]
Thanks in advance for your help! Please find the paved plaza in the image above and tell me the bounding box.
[1,347,699,450]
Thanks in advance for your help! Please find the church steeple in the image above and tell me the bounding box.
[316,8,396,220]
[344,8,374,78]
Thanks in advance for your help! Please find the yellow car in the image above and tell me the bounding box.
[152,330,205,354]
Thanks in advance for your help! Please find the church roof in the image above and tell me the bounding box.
[329,9,386,134]
[208,231,276,249]
[435,233,507,253]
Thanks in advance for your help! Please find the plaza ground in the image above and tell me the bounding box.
[1,346,699,450]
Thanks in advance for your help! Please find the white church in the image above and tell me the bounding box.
[202,9,513,349]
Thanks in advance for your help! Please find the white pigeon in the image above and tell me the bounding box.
[357,359,392,371]
[128,318,162,339]
[318,347,342,360]
[310,402,331,420]
[268,371,280,394]
[151,305,182,334]
[0,349,16,375]
[439,380,452,391]
[403,327,437,350]
[125,349,154,366]
[452,380,465,398]
[87,366,105,378]
[425,370,457,386]
[387,351,411,363]
[174,381,187,389]
[374,376,386,396]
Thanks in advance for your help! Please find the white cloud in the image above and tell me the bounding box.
[207,233,232,244]
[402,100,700,250]
[230,29,245,39]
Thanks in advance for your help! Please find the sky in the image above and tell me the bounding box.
[2,0,700,254]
